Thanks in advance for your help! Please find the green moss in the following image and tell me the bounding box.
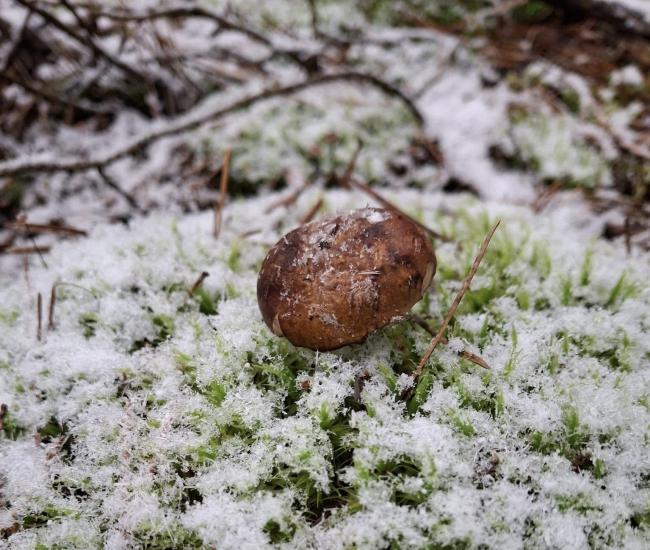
[511,1,554,23]
[555,494,601,514]
[132,524,204,549]
[193,287,219,315]
[1,409,26,440]
[204,380,227,407]
[0,308,19,326]
[79,312,99,338]
[449,411,476,437]
[407,371,433,415]
[606,272,637,308]
[263,518,298,544]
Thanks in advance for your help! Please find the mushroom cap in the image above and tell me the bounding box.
[257,207,436,351]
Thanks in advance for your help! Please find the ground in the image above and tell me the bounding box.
[0,1,649,549]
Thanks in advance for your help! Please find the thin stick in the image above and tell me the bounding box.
[96,167,144,214]
[36,292,42,341]
[265,183,308,213]
[15,0,151,85]
[338,141,362,190]
[47,284,56,330]
[299,197,323,225]
[22,256,30,288]
[349,177,452,242]
[412,220,501,381]
[409,315,490,370]
[213,148,231,238]
[4,221,88,237]
[188,271,209,295]
[2,245,52,255]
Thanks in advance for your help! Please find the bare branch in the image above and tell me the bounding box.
[299,196,324,224]
[4,220,88,237]
[14,0,151,84]
[36,292,42,341]
[0,72,423,178]
[349,177,451,242]
[188,271,209,295]
[1,245,51,255]
[96,167,144,214]
[213,148,231,238]
[47,284,56,330]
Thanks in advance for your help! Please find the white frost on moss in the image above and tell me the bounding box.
[1,189,649,549]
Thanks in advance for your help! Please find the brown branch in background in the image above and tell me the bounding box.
[2,245,52,255]
[96,166,144,214]
[0,403,7,432]
[47,284,56,330]
[91,5,275,49]
[306,0,321,38]
[4,220,87,237]
[265,183,309,213]
[213,148,231,238]
[409,315,490,369]
[22,256,30,288]
[412,220,501,382]
[299,197,324,224]
[14,0,151,85]
[0,73,114,117]
[531,179,563,213]
[337,143,452,242]
[29,235,48,268]
[338,141,362,189]
[349,177,452,242]
[188,271,209,295]
[416,134,445,165]
[36,292,42,341]
[0,71,424,178]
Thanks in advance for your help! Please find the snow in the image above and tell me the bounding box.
[1,188,649,548]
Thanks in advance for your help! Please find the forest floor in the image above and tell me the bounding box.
[0,1,649,549]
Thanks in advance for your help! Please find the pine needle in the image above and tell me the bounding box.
[412,220,501,381]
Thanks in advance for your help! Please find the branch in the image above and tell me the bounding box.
[0,72,113,117]
[14,0,151,84]
[0,72,424,177]
[213,148,231,238]
[85,4,318,72]
[412,220,501,381]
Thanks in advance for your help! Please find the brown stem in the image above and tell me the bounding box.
[36,292,42,341]
[188,271,210,295]
[213,149,231,238]
[412,220,501,381]
[299,197,324,225]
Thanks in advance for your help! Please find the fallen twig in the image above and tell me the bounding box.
[15,0,152,85]
[0,402,6,431]
[409,315,490,369]
[1,245,52,255]
[412,220,501,382]
[299,197,324,225]
[213,148,231,238]
[96,167,144,214]
[36,292,42,341]
[188,271,209,295]
[4,220,87,237]
[349,177,452,242]
[47,284,56,330]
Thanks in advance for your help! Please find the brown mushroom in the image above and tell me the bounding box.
[257,207,436,351]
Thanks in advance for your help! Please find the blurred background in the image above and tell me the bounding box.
[0,0,648,264]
